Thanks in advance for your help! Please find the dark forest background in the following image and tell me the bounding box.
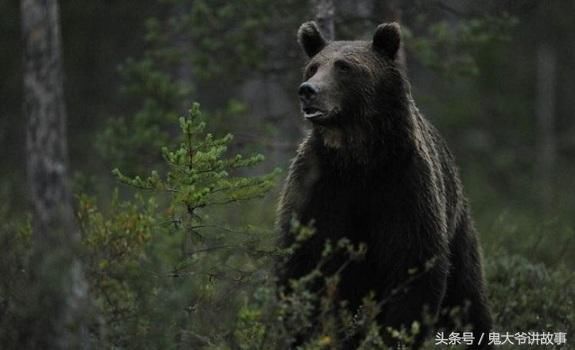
[0,0,574,349]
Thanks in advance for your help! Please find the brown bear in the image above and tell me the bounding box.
[276,21,492,349]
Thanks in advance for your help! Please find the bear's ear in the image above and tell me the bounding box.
[298,21,327,58]
[372,22,401,60]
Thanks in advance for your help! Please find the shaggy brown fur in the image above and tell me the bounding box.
[276,22,492,349]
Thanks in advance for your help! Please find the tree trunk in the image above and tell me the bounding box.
[21,0,91,348]
[312,0,335,40]
[536,43,556,216]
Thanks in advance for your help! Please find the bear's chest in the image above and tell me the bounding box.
[301,173,398,244]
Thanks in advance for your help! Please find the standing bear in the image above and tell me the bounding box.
[276,22,492,349]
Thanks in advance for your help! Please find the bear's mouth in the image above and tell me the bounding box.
[302,107,326,121]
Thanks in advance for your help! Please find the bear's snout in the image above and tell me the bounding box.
[298,82,318,103]
[299,82,328,121]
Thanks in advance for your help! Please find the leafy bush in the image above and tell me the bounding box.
[487,253,574,336]
[82,104,280,348]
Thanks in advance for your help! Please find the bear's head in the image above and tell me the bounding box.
[297,22,410,151]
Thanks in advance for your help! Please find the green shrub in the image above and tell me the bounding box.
[487,253,574,336]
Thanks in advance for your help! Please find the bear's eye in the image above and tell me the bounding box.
[305,64,319,79]
[334,60,353,73]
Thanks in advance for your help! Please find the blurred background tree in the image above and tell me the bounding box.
[19,0,90,348]
[1,0,574,348]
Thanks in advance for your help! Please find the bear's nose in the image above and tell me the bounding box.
[298,82,318,101]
